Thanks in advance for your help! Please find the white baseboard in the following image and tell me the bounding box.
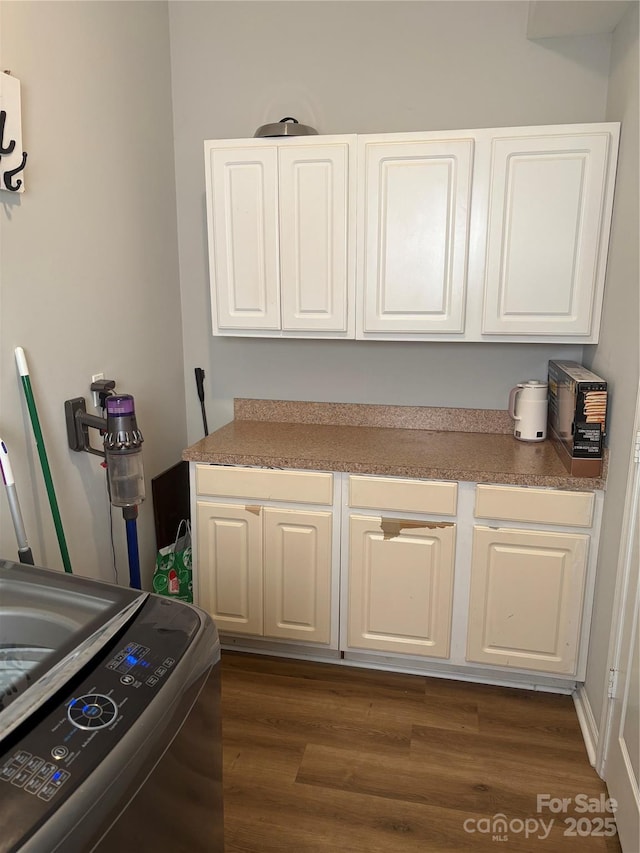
[573,684,600,773]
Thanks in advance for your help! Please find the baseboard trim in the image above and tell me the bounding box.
[573,684,600,771]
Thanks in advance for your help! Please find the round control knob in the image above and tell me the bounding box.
[67,694,118,730]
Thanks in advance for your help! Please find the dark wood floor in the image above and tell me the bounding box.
[221,652,622,852]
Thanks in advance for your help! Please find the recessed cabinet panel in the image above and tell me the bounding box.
[482,131,614,337]
[207,146,280,331]
[358,137,473,335]
[348,514,455,658]
[467,526,589,674]
[263,508,332,643]
[196,501,263,635]
[279,144,352,332]
[380,159,449,313]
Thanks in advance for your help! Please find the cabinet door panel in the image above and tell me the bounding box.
[279,143,353,332]
[482,132,613,336]
[207,146,280,331]
[263,508,332,644]
[196,501,263,635]
[467,526,589,674]
[359,138,473,334]
[348,515,455,657]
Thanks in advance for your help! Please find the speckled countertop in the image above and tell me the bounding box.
[183,400,607,491]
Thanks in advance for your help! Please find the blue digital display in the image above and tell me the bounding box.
[126,654,138,666]
[52,771,62,781]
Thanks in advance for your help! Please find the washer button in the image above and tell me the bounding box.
[0,764,18,782]
[51,746,68,760]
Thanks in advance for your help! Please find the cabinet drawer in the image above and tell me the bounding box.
[349,476,457,516]
[196,465,333,505]
[475,485,594,527]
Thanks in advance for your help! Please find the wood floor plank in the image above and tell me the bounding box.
[411,724,601,784]
[222,660,417,757]
[222,675,424,731]
[222,697,412,757]
[221,652,428,697]
[224,775,509,852]
[220,652,622,852]
[224,772,615,853]
[297,741,542,817]
[223,736,304,784]
[473,686,588,753]
[420,679,481,732]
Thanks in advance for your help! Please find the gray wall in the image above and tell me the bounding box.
[169,0,610,442]
[583,2,640,735]
[0,2,186,586]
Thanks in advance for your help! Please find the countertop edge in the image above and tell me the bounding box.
[182,449,607,491]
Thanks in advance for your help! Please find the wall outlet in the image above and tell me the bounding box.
[91,373,104,408]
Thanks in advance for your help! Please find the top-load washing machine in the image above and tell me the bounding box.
[0,559,223,852]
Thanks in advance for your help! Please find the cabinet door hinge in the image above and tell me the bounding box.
[607,667,619,699]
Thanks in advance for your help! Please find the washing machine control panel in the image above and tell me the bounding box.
[0,595,204,849]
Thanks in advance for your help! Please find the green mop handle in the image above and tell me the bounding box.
[15,347,73,574]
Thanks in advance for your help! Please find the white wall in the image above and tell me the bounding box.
[0,2,186,587]
[168,0,612,442]
[583,2,639,738]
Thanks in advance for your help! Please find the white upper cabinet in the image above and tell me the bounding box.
[204,123,619,343]
[357,134,474,338]
[204,136,356,337]
[479,126,619,340]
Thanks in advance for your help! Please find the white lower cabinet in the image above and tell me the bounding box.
[192,465,601,687]
[466,526,589,675]
[194,466,336,646]
[347,514,456,658]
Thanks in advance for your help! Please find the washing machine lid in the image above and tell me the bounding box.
[0,560,147,742]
